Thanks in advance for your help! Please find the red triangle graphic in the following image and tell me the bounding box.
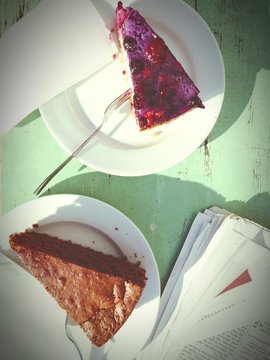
[217,269,252,296]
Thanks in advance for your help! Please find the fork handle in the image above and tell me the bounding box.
[33,124,102,195]
[33,153,75,195]
[34,88,131,196]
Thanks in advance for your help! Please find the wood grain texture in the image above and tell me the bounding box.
[0,0,269,288]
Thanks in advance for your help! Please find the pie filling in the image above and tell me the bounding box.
[115,1,204,131]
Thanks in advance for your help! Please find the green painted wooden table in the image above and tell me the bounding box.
[1,0,270,291]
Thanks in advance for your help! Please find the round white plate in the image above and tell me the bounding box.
[40,0,225,176]
[0,194,160,360]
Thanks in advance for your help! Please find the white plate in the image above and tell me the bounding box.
[39,0,225,176]
[0,194,160,360]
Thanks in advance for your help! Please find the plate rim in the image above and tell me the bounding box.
[39,0,225,176]
[0,194,161,356]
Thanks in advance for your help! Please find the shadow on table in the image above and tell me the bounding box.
[205,0,270,142]
[15,109,40,128]
[40,171,270,287]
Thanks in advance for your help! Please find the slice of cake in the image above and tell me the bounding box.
[115,1,204,131]
[9,231,146,347]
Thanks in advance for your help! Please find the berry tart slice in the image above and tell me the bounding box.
[115,1,204,131]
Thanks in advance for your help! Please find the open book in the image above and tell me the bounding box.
[137,207,270,360]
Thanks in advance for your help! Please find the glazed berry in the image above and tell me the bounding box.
[133,94,143,109]
[146,37,167,64]
[117,1,123,10]
[142,67,151,78]
[141,81,157,106]
[130,59,144,74]
[123,36,136,50]
[138,116,148,129]
[160,86,176,99]
[145,113,155,127]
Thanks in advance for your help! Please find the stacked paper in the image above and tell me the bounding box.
[137,207,270,360]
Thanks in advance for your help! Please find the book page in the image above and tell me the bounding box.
[136,209,270,360]
[165,317,270,360]
[231,318,270,360]
[153,213,212,337]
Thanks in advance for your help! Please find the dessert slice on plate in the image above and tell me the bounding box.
[9,230,146,347]
[115,1,204,131]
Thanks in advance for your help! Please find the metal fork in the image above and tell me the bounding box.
[33,88,131,195]
[65,315,83,360]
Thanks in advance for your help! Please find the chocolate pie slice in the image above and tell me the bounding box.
[9,230,146,347]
